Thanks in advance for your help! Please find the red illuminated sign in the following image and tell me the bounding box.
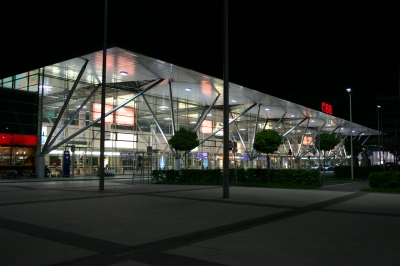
[0,133,37,146]
[321,102,332,115]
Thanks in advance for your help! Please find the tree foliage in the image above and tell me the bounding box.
[319,133,339,151]
[344,138,363,156]
[383,137,400,162]
[168,127,199,152]
[253,129,282,155]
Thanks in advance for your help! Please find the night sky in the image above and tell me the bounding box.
[0,1,398,142]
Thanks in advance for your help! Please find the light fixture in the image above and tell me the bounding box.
[159,94,169,109]
[119,71,128,76]
[311,120,315,123]
[185,88,192,91]
[265,108,270,111]
[207,114,212,116]
[239,128,246,131]
[164,117,172,121]
[290,115,295,117]
[190,121,197,124]
[346,88,352,93]
[231,99,236,103]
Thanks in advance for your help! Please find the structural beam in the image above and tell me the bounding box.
[282,117,308,137]
[230,111,248,158]
[198,103,257,146]
[193,94,220,132]
[142,94,175,157]
[250,104,261,159]
[47,79,163,153]
[42,59,88,152]
[274,112,287,130]
[168,79,176,135]
[43,85,101,154]
[297,118,310,157]
[361,134,371,145]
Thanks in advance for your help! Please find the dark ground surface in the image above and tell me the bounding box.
[1,177,399,266]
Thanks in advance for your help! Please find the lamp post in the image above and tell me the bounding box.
[346,88,354,179]
[377,105,381,166]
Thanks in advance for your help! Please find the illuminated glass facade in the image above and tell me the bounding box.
[0,47,383,177]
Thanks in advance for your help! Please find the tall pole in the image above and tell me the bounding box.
[377,105,381,166]
[100,0,108,190]
[347,88,354,179]
[223,0,229,198]
[381,107,386,171]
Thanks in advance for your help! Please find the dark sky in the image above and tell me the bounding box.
[1,1,398,140]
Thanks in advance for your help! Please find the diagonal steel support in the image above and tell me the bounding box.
[296,118,310,158]
[199,103,257,146]
[42,85,101,154]
[263,118,269,130]
[46,79,164,154]
[230,111,248,158]
[336,126,342,138]
[282,117,308,137]
[168,79,176,135]
[193,94,220,132]
[299,122,326,158]
[42,60,88,152]
[250,104,261,159]
[353,132,362,140]
[361,134,371,145]
[274,112,287,130]
[142,94,176,157]
[331,126,340,134]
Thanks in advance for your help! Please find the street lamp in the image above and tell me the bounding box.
[377,105,381,166]
[347,88,354,179]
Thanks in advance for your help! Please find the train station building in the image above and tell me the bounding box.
[0,47,386,178]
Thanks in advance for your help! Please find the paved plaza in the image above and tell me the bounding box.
[0,178,399,266]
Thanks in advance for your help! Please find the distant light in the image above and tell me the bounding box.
[352,130,355,132]
[190,121,197,124]
[164,117,172,121]
[207,114,212,116]
[76,106,87,108]
[231,99,237,103]
[265,108,270,111]
[327,124,331,127]
[185,88,192,91]
[159,105,169,109]
[311,120,315,122]
[239,128,246,131]
[346,88,352,93]
[377,105,381,108]
[290,115,295,117]
[119,71,128,76]
[39,85,53,89]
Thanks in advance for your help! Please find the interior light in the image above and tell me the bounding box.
[190,121,197,124]
[231,99,237,103]
[265,108,270,111]
[159,105,169,109]
[239,128,246,131]
[185,88,192,91]
[39,85,53,89]
[164,117,172,121]
[290,115,295,117]
[207,114,212,116]
[119,71,128,76]
[311,120,315,122]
